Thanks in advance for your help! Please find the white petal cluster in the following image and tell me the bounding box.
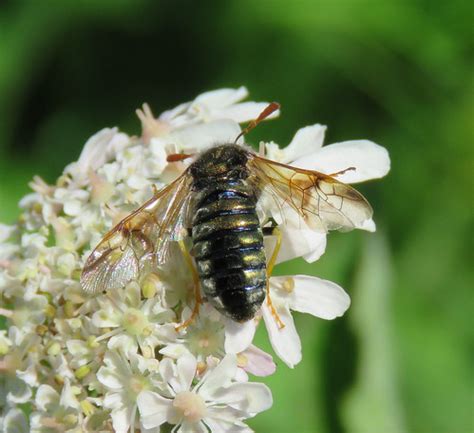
[0,87,389,432]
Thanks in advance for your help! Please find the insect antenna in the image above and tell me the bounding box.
[234,102,280,144]
[166,153,193,163]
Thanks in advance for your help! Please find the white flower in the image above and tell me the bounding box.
[0,327,40,405]
[262,124,390,262]
[1,294,48,332]
[0,224,18,262]
[1,407,29,433]
[162,305,276,381]
[91,281,176,355]
[137,353,272,433]
[265,123,390,184]
[160,86,279,127]
[54,188,90,217]
[160,304,225,361]
[136,87,280,156]
[236,345,276,380]
[0,86,389,432]
[227,275,350,368]
[268,275,349,368]
[30,379,81,433]
[136,103,241,157]
[65,127,131,185]
[97,350,160,433]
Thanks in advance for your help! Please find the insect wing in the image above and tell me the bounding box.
[80,172,193,295]
[249,154,373,232]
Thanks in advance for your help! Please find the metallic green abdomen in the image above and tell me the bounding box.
[191,180,266,321]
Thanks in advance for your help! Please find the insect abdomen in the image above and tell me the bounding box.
[191,182,266,322]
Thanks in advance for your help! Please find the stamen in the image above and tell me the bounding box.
[282,277,295,293]
[95,327,123,342]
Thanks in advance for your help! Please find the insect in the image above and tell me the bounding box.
[80,103,372,328]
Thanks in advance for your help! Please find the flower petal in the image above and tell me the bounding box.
[159,357,177,386]
[204,408,253,432]
[140,425,162,433]
[35,384,59,411]
[176,354,197,392]
[159,101,190,122]
[97,351,130,390]
[358,217,376,232]
[103,392,124,410]
[178,421,209,433]
[159,357,187,396]
[291,140,390,184]
[193,86,248,109]
[218,102,279,124]
[170,120,241,153]
[71,128,129,181]
[264,227,327,265]
[224,319,256,354]
[159,343,191,359]
[241,345,276,377]
[197,355,237,400]
[108,334,138,354]
[3,408,29,433]
[137,391,173,429]
[279,275,351,319]
[7,378,32,404]
[110,405,134,433]
[212,382,273,413]
[16,362,37,387]
[97,366,123,391]
[59,379,79,409]
[262,303,301,368]
[283,124,326,163]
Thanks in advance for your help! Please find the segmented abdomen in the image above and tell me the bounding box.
[191,181,266,322]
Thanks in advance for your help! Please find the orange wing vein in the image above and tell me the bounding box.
[249,154,373,232]
[80,172,193,295]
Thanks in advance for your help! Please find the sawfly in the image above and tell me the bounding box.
[81,103,372,327]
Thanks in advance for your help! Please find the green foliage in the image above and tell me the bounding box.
[342,234,405,432]
[0,1,472,431]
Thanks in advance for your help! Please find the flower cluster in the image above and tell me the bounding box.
[0,87,390,432]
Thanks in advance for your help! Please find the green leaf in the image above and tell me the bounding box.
[341,233,406,431]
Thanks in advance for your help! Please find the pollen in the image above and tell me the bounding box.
[237,353,248,368]
[282,277,295,293]
[196,361,207,375]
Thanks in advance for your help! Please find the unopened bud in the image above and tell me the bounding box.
[75,365,91,380]
[141,273,161,298]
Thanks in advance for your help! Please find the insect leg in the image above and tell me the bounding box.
[265,226,285,329]
[175,240,202,331]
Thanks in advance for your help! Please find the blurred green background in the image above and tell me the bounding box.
[0,1,472,432]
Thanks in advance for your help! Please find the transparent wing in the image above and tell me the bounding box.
[80,172,193,295]
[249,154,373,232]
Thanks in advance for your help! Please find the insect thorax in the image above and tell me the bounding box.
[189,144,250,188]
